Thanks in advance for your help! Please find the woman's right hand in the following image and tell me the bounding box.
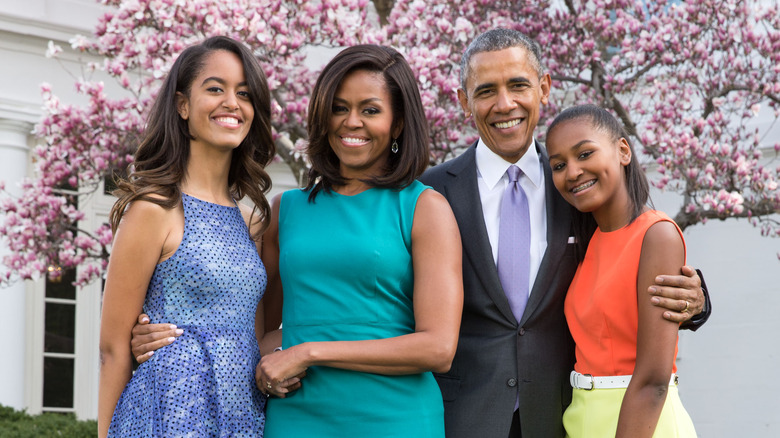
[130,313,183,363]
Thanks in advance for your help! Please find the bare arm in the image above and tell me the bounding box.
[252,194,302,396]
[256,189,463,392]
[260,194,283,335]
[616,221,684,438]
[98,201,178,437]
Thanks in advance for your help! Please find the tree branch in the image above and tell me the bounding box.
[674,199,780,231]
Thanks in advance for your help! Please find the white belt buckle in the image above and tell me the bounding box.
[581,373,594,390]
[570,371,595,391]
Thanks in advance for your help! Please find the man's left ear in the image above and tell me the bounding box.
[618,138,632,166]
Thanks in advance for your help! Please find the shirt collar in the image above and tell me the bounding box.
[475,138,543,190]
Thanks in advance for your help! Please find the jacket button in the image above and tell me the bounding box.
[507,378,517,387]
[518,327,526,336]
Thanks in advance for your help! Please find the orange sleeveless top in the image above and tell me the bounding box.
[565,210,686,376]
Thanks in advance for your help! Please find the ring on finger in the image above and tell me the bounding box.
[683,300,690,312]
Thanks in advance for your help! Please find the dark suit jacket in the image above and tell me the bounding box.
[419,142,578,438]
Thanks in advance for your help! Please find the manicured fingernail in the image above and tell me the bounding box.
[169,324,177,329]
[174,329,184,335]
[148,351,154,357]
[141,317,150,323]
[167,337,176,343]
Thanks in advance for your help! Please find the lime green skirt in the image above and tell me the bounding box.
[563,385,696,437]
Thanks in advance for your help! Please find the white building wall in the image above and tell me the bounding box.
[0,0,111,418]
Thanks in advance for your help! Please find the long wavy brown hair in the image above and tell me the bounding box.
[109,36,274,239]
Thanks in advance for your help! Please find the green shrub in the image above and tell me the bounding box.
[0,405,96,437]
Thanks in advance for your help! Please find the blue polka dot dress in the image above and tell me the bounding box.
[109,194,267,437]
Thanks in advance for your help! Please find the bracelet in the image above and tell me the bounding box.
[273,346,283,352]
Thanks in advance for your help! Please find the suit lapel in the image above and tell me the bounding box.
[444,145,517,323]
[519,144,573,326]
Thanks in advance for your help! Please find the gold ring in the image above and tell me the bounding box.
[683,301,690,312]
[266,382,272,390]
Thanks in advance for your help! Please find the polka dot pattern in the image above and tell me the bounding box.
[109,194,267,437]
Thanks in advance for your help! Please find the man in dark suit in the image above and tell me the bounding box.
[418,28,710,438]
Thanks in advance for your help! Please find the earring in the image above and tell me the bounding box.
[391,139,399,154]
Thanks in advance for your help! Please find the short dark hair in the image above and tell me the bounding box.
[110,36,274,239]
[460,28,545,90]
[305,44,429,200]
[547,104,651,259]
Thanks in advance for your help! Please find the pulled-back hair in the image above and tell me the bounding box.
[547,104,651,259]
[109,36,275,239]
[460,28,545,90]
[305,44,429,201]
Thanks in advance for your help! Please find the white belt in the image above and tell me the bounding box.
[570,371,678,390]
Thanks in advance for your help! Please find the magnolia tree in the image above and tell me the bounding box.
[1,0,779,286]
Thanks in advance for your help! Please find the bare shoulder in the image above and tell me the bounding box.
[643,220,683,249]
[271,192,283,208]
[415,187,452,213]
[116,198,182,262]
[640,220,684,270]
[413,188,458,233]
[120,198,178,229]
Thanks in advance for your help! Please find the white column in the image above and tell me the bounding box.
[0,118,33,410]
[72,183,113,420]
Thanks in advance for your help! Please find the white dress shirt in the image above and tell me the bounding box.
[476,138,548,296]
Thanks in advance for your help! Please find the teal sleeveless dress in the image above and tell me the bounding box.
[264,181,445,437]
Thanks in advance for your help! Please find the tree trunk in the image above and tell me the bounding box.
[372,0,395,26]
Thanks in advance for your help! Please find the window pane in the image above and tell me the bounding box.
[44,303,75,353]
[43,357,74,408]
[45,268,76,300]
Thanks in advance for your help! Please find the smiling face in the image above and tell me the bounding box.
[328,69,401,181]
[176,50,253,153]
[458,46,551,163]
[546,118,634,229]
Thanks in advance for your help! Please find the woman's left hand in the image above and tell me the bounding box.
[255,347,308,398]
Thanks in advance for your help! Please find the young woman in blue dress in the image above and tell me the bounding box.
[98,36,277,437]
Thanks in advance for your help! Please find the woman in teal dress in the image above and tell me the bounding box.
[256,45,463,437]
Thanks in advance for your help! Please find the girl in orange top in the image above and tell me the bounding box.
[545,104,696,437]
